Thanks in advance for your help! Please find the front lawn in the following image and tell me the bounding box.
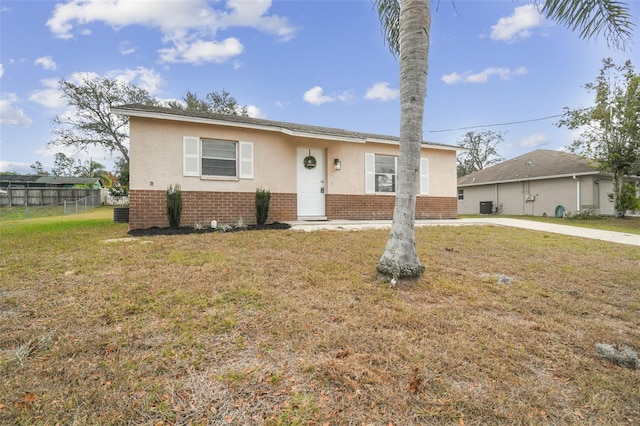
[1,210,638,424]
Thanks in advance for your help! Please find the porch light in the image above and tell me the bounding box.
[334,158,341,171]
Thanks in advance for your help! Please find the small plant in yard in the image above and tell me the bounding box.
[216,223,233,232]
[235,215,247,230]
[255,187,271,226]
[566,209,603,220]
[193,222,203,230]
[166,184,182,228]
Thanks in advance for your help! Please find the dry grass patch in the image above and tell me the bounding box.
[1,212,639,425]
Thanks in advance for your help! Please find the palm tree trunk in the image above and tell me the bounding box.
[377,0,430,279]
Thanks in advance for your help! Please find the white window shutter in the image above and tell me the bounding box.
[420,157,429,195]
[183,136,199,176]
[239,141,253,179]
[365,153,375,194]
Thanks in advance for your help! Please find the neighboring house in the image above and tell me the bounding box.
[112,104,461,230]
[0,175,103,207]
[0,175,102,189]
[457,149,640,217]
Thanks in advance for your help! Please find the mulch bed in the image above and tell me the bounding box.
[127,222,291,236]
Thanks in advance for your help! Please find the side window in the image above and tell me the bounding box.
[458,189,464,200]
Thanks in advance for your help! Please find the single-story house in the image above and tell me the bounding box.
[0,175,103,207]
[112,104,461,230]
[457,149,640,216]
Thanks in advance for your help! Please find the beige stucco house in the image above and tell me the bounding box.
[112,104,460,230]
[457,149,640,217]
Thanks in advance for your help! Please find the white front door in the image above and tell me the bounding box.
[297,148,326,218]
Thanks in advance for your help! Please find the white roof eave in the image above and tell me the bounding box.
[458,171,603,187]
[112,107,463,149]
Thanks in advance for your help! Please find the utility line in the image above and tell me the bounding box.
[426,113,567,133]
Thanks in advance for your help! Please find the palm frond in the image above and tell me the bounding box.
[374,0,401,56]
[541,0,635,50]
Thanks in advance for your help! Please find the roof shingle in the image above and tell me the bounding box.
[457,149,600,186]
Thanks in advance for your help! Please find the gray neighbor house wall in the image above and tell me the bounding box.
[457,149,639,217]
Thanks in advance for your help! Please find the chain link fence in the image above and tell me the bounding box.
[0,193,103,220]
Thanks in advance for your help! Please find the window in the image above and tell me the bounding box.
[202,139,236,177]
[458,189,464,200]
[183,136,253,179]
[365,153,429,195]
[375,155,396,193]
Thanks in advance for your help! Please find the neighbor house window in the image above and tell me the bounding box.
[202,139,237,177]
[458,189,464,200]
[183,136,253,179]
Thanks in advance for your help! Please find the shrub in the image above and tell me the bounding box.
[255,188,271,226]
[566,209,602,220]
[166,184,182,228]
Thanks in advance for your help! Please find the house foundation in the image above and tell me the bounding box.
[128,189,457,230]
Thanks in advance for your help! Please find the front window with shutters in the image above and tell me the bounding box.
[365,152,428,195]
[183,136,253,180]
[375,155,396,193]
[202,139,236,177]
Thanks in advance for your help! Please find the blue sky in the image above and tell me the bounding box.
[1,0,638,174]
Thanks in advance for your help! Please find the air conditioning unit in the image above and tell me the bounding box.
[525,194,536,202]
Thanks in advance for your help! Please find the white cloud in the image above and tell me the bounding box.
[29,79,66,109]
[34,142,116,165]
[303,86,353,106]
[223,0,296,42]
[119,41,136,55]
[0,64,4,78]
[518,133,549,148]
[0,94,33,126]
[0,160,31,174]
[365,82,399,101]
[158,37,244,64]
[246,105,265,119]
[46,0,296,64]
[490,5,544,42]
[336,90,354,103]
[441,66,527,85]
[34,56,57,70]
[106,66,164,94]
[28,68,164,110]
[303,86,335,106]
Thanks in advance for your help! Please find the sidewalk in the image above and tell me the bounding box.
[288,218,640,247]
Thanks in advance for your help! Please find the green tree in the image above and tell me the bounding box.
[74,159,111,187]
[74,159,107,178]
[51,152,77,177]
[374,0,634,279]
[29,161,50,176]
[113,157,129,193]
[168,89,249,116]
[558,58,639,218]
[456,131,506,178]
[50,76,158,169]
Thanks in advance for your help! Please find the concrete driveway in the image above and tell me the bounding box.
[289,218,640,247]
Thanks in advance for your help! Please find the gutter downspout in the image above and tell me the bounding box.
[573,175,580,213]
